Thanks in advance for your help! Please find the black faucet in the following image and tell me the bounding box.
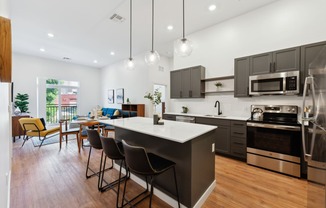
[214,100,222,115]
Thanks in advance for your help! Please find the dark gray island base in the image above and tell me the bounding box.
[115,127,215,208]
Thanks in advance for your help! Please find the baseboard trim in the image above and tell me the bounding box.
[114,164,215,208]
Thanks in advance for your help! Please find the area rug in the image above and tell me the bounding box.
[31,134,76,147]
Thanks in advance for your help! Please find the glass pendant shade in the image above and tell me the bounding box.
[174,38,193,57]
[125,58,135,70]
[145,50,160,65]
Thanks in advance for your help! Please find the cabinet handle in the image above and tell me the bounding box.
[180,91,182,98]
[233,132,244,135]
[189,90,192,97]
[273,62,276,72]
[269,62,272,72]
[233,123,244,126]
[233,142,244,145]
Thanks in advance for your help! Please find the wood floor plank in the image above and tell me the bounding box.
[10,138,324,208]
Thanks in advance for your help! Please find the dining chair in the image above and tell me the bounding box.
[78,120,101,152]
[59,119,80,149]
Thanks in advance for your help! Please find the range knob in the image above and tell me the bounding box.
[291,108,296,113]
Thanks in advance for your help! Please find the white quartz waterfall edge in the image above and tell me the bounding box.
[114,164,216,208]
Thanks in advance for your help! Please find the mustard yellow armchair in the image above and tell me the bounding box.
[19,118,60,147]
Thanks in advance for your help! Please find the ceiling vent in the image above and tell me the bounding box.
[110,13,125,23]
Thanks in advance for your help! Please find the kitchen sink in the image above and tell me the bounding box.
[204,114,227,118]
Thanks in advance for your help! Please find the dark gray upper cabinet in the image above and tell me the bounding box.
[249,52,272,75]
[249,47,301,75]
[301,41,326,88]
[170,65,205,99]
[273,47,300,73]
[234,57,250,97]
[170,70,182,98]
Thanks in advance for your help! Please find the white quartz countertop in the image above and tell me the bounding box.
[164,112,249,121]
[100,117,217,143]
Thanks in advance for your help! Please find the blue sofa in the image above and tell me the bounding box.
[101,108,137,118]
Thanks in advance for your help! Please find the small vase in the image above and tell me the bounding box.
[14,107,21,115]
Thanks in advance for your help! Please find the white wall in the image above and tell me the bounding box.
[100,54,172,117]
[12,53,102,117]
[0,0,12,207]
[172,0,326,117]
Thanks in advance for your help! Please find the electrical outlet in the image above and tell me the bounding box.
[212,143,215,152]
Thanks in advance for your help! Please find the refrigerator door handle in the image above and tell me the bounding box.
[301,76,317,161]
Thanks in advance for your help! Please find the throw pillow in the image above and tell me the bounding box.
[40,118,47,130]
[97,110,103,117]
[113,109,120,116]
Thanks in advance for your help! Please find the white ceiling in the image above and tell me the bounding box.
[10,0,278,68]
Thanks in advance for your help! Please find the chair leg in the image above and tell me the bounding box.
[21,135,28,147]
[59,133,62,149]
[173,166,181,208]
[86,146,93,178]
[149,176,155,208]
[122,173,150,207]
[97,151,105,191]
[39,136,45,148]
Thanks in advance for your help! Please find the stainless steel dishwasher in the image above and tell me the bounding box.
[176,115,196,123]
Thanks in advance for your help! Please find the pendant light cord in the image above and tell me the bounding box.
[130,0,132,59]
[182,0,185,39]
[151,0,154,52]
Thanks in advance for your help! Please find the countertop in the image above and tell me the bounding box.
[164,112,249,121]
[100,117,217,143]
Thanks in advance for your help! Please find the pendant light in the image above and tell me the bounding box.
[145,0,160,65]
[125,0,135,69]
[174,0,193,57]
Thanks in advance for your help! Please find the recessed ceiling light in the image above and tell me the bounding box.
[47,33,54,38]
[40,48,45,52]
[167,25,173,31]
[93,60,98,63]
[110,51,115,56]
[208,4,216,11]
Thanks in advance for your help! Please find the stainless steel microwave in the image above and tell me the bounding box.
[249,71,300,96]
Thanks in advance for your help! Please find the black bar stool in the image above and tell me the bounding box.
[121,140,181,208]
[86,129,113,190]
[100,137,130,207]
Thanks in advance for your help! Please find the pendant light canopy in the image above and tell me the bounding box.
[125,0,135,69]
[174,0,193,57]
[145,0,160,65]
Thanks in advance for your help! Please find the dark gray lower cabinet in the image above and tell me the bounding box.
[230,121,247,159]
[162,114,176,121]
[196,117,247,160]
[196,117,231,155]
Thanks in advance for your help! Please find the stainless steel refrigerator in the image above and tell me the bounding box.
[302,46,326,207]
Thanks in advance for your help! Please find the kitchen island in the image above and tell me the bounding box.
[100,117,217,208]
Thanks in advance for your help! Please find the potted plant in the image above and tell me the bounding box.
[144,89,162,114]
[215,82,223,89]
[14,93,29,114]
[182,106,189,113]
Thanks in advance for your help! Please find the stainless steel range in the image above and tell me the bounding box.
[247,105,302,177]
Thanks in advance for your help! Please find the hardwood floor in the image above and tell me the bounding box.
[10,138,323,208]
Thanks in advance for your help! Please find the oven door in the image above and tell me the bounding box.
[247,122,302,177]
[247,122,301,157]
